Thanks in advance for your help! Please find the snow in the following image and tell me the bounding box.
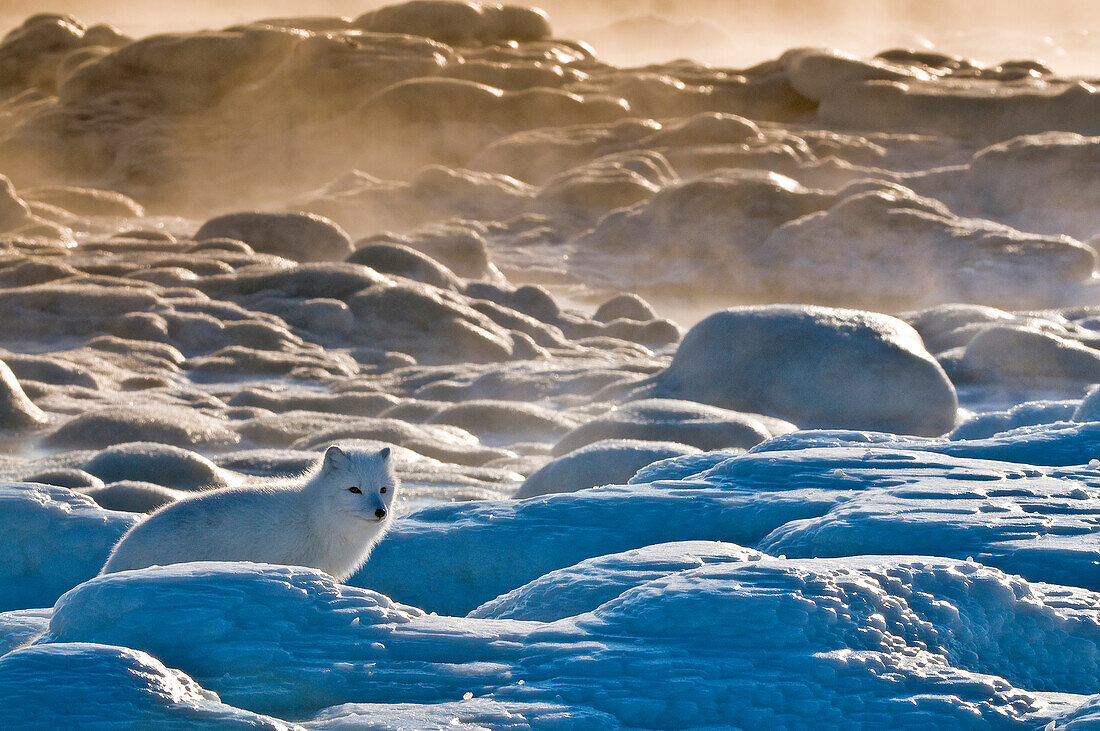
[0,482,139,611]
[0,608,50,655]
[32,557,1099,728]
[0,642,295,729]
[468,541,766,620]
[752,422,1100,466]
[305,699,618,730]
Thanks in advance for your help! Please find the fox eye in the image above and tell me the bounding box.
[348,487,362,494]
[380,487,387,494]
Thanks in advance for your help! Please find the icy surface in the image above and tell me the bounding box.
[0,642,295,729]
[36,558,1095,728]
[305,699,618,730]
[0,482,138,611]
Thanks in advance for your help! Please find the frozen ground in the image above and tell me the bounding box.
[3,1,1100,728]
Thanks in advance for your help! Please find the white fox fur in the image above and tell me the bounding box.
[101,445,396,581]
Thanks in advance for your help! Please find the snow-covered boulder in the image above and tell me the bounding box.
[307,699,616,729]
[0,482,138,611]
[514,438,698,498]
[38,558,1095,728]
[361,433,1100,614]
[643,305,958,436]
[552,398,794,455]
[0,642,293,728]
[194,212,354,262]
[753,183,1095,307]
[469,541,765,620]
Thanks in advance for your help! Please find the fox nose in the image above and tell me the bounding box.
[375,508,387,519]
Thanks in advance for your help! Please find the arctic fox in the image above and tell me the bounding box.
[101,445,396,581]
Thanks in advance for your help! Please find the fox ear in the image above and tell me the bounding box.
[322,445,350,472]
[377,446,391,462]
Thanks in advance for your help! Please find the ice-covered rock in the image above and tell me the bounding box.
[0,643,294,728]
[21,185,144,218]
[44,405,240,450]
[80,481,182,513]
[346,243,463,290]
[0,482,138,611]
[956,324,1100,384]
[569,170,829,292]
[82,441,232,491]
[425,399,579,443]
[0,358,47,428]
[817,68,1100,142]
[642,305,958,436]
[194,212,354,262]
[753,183,1096,307]
[552,398,794,455]
[783,47,931,102]
[353,1,553,47]
[514,438,698,498]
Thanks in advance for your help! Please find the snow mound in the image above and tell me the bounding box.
[628,448,745,483]
[0,482,138,611]
[47,563,424,717]
[39,557,1095,728]
[1051,695,1100,730]
[469,541,764,620]
[0,608,50,655]
[514,438,698,498]
[0,642,294,729]
[950,400,1080,440]
[552,398,794,455]
[753,421,1100,467]
[361,435,1100,613]
[642,305,958,436]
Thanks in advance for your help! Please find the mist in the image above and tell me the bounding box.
[9,0,1100,72]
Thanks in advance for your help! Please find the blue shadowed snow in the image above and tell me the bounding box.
[0,482,139,612]
[950,399,1080,440]
[750,422,1100,466]
[356,432,1100,614]
[35,559,1098,728]
[0,642,294,729]
[8,424,1100,728]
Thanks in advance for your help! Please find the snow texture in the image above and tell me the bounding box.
[37,558,1095,728]
[0,482,139,611]
[0,642,296,729]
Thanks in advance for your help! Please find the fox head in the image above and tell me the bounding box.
[318,445,397,522]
